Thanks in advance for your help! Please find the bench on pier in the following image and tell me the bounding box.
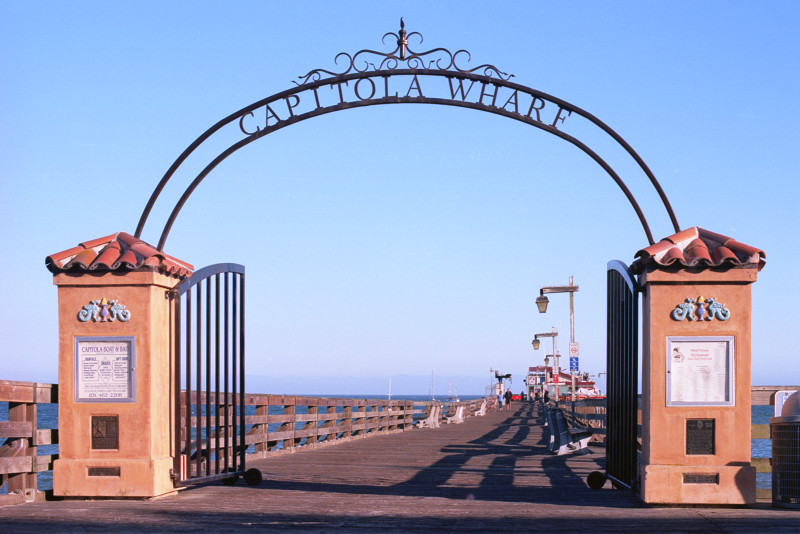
[543,407,556,451]
[474,401,487,416]
[537,400,547,421]
[544,407,592,455]
[416,404,441,428]
[445,405,466,424]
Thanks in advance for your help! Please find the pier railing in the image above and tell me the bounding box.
[7,380,795,503]
[0,381,58,505]
[237,394,483,457]
[1,379,486,503]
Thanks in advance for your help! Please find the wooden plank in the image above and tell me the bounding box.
[266,414,302,424]
[751,456,771,473]
[751,424,770,440]
[293,428,318,439]
[0,456,32,475]
[0,492,25,506]
[0,421,33,439]
[35,428,58,445]
[0,380,57,403]
[751,385,800,406]
[756,488,772,500]
[243,414,269,425]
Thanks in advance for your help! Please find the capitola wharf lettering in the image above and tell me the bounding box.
[238,72,573,137]
[134,19,681,250]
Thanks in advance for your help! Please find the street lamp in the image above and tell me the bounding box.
[537,276,579,400]
[532,328,559,400]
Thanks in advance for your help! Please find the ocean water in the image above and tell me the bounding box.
[0,399,778,494]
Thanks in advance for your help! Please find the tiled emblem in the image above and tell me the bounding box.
[77,298,131,322]
[670,296,730,322]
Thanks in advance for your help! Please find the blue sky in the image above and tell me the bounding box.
[2,2,798,395]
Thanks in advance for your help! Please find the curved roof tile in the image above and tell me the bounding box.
[46,232,193,278]
[634,227,765,272]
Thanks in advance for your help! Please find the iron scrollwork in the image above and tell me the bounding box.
[295,18,513,86]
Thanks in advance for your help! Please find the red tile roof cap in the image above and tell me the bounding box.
[633,227,765,272]
[46,232,193,278]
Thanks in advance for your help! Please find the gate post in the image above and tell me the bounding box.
[635,227,764,505]
[46,233,192,498]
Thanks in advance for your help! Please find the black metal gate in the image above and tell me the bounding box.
[170,263,259,486]
[604,260,639,490]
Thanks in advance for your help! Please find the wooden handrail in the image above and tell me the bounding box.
[4,380,796,503]
[0,381,58,505]
[1,379,491,503]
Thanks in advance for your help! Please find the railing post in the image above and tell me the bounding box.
[7,400,37,500]
[254,398,268,457]
[307,400,318,448]
[284,400,295,452]
[318,400,334,444]
[342,404,352,439]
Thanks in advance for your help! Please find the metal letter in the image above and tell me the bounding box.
[354,77,377,101]
[383,76,398,98]
[311,86,323,109]
[329,80,350,104]
[552,106,572,129]
[447,78,477,101]
[283,94,301,117]
[406,75,423,97]
[238,111,261,135]
[265,104,282,126]
[501,90,519,114]
[479,83,499,107]
[526,96,545,122]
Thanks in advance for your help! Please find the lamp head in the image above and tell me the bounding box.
[532,338,540,350]
[535,294,549,313]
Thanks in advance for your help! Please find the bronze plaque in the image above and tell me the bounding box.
[88,467,120,477]
[686,418,715,455]
[91,415,119,450]
[683,473,719,484]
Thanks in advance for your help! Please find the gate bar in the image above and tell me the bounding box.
[171,263,246,486]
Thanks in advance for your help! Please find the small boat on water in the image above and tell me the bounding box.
[444,381,459,403]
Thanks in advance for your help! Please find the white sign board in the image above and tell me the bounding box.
[74,336,136,402]
[666,336,734,406]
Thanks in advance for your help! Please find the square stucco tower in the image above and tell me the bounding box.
[635,227,765,505]
[46,232,193,498]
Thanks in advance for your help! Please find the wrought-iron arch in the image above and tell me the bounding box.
[135,20,679,249]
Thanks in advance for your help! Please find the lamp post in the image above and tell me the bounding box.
[532,328,558,400]
[536,276,579,400]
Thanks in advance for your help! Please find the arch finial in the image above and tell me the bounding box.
[398,18,407,60]
[293,19,513,86]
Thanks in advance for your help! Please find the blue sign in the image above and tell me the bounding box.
[569,356,579,372]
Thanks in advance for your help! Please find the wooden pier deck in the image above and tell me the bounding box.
[1,402,798,533]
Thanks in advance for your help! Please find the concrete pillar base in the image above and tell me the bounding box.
[640,463,756,505]
[53,457,175,498]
